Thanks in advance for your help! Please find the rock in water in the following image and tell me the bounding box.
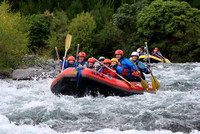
[12,68,43,80]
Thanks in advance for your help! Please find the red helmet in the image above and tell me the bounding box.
[138,48,141,50]
[67,56,75,61]
[154,48,158,52]
[103,59,111,64]
[88,58,95,63]
[115,50,123,56]
[78,52,86,58]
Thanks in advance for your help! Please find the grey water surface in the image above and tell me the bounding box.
[0,63,200,134]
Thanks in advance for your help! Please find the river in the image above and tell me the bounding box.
[0,63,200,134]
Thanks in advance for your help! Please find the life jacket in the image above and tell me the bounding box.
[134,61,145,79]
[118,59,128,76]
[79,61,88,68]
[89,66,95,70]
[100,67,115,77]
[68,63,76,67]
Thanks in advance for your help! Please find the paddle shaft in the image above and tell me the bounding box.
[133,62,142,79]
[94,58,136,88]
[76,44,80,62]
[55,47,62,69]
[153,53,166,62]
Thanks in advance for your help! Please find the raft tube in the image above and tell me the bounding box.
[50,67,154,97]
[139,55,171,63]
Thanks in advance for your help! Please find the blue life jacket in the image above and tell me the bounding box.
[132,60,149,80]
[60,61,78,70]
[112,65,123,74]
[141,51,147,55]
[118,58,137,77]
[79,61,89,68]
[151,51,162,58]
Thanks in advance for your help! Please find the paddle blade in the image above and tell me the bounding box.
[154,78,160,90]
[151,75,156,94]
[141,78,149,90]
[164,58,171,64]
[65,34,72,52]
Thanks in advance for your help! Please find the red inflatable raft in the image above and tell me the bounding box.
[50,67,154,97]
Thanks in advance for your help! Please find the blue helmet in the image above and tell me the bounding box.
[144,47,147,50]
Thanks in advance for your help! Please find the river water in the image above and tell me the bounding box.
[0,63,200,134]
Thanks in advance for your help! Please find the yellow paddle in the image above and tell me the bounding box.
[94,58,136,89]
[133,63,149,90]
[62,34,72,72]
[145,42,160,93]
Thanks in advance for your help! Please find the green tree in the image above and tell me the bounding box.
[137,0,200,62]
[47,10,69,58]
[95,22,123,58]
[113,1,149,33]
[68,12,96,58]
[137,0,200,40]
[0,0,29,69]
[28,13,50,53]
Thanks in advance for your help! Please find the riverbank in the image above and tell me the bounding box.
[0,55,60,80]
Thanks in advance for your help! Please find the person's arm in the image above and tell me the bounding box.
[74,61,78,67]
[116,65,123,74]
[60,61,68,70]
[138,61,149,74]
[98,67,104,72]
[125,59,137,72]
[85,63,89,68]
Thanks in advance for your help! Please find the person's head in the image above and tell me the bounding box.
[103,59,111,66]
[115,50,123,60]
[154,48,158,52]
[137,49,141,53]
[99,56,105,62]
[78,52,86,63]
[131,52,139,61]
[67,56,75,64]
[144,47,147,51]
[88,58,95,67]
[111,58,118,66]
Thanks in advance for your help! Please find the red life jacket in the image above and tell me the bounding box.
[153,53,158,57]
[118,61,128,76]
[100,67,115,77]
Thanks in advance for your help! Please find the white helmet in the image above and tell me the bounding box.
[137,49,140,52]
[131,52,139,57]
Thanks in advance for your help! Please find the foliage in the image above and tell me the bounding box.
[95,22,123,58]
[68,12,96,58]
[137,0,200,40]
[91,2,114,31]
[0,0,29,69]
[47,10,69,58]
[113,1,149,33]
[28,13,50,53]
[137,0,200,62]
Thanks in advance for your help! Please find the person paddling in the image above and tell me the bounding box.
[96,56,105,71]
[151,48,162,58]
[88,58,95,70]
[131,52,151,80]
[115,50,138,81]
[141,47,147,55]
[59,56,78,70]
[77,52,89,68]
[110,58,123,78]
[99,59,115,77]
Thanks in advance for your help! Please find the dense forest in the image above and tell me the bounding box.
[0,0,200,70]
